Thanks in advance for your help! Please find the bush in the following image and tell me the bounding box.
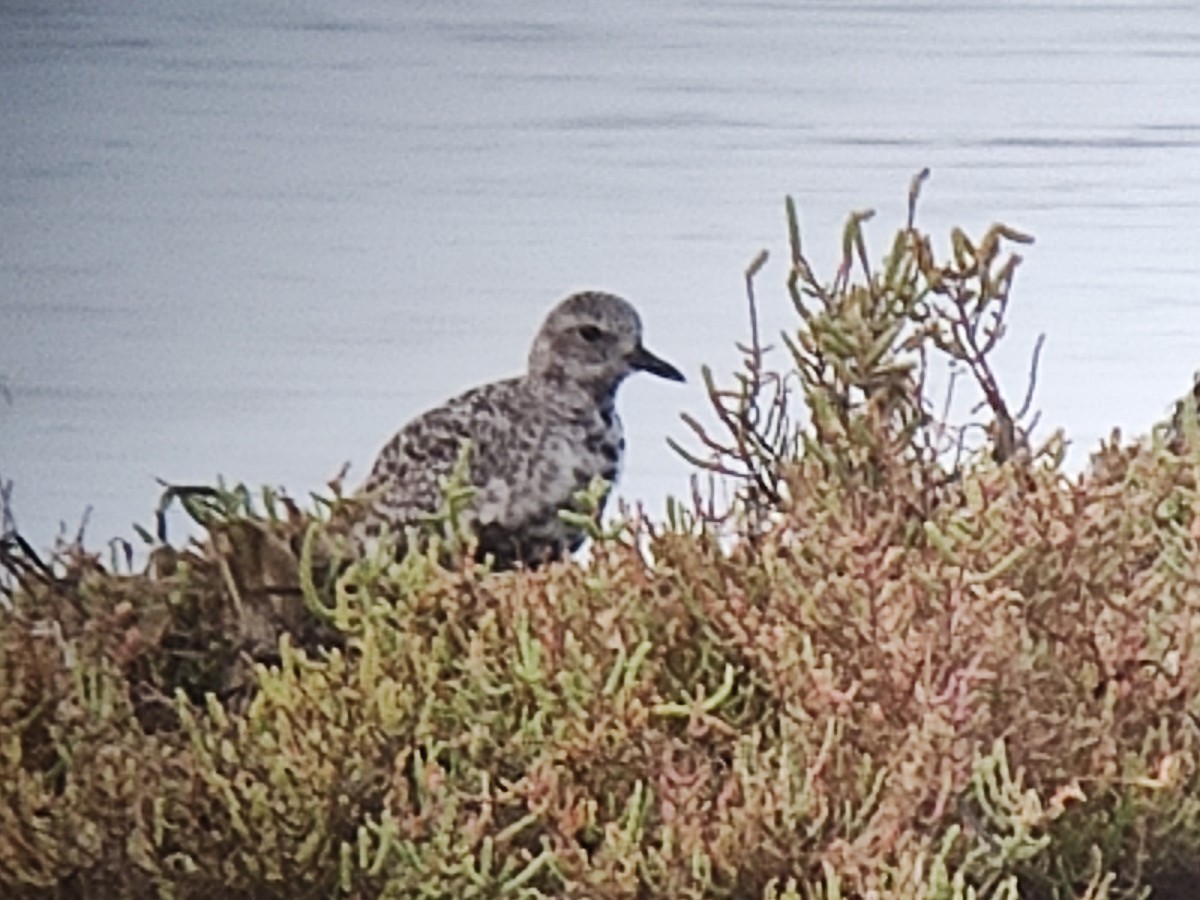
[3,174,1198,899]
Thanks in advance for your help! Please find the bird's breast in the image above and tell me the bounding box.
[538,418,622,501]
[477,414,621,521]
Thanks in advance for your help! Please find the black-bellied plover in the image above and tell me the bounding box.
[354,291,685,567]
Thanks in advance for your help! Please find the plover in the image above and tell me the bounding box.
[354,291,685,567]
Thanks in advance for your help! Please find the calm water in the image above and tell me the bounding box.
[2,1,1200,546]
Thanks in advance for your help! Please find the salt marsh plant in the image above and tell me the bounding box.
[3,175,1199,898]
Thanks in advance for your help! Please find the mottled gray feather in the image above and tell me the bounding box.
[352,291,681,567]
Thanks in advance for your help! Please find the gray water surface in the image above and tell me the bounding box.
[3,1,1200,545]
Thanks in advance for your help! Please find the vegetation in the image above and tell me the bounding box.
[4,173,1200,898]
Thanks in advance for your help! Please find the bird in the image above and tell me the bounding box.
[351,291,685,568]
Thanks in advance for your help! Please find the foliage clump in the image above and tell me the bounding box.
[4,174,1200,898]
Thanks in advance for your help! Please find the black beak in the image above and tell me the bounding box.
[628,344,686,383]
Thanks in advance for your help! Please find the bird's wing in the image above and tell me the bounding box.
[357,378,530,533]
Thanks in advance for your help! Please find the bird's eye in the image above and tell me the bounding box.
[578,325,603,343]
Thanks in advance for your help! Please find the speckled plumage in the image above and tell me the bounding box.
[354,291,685,567]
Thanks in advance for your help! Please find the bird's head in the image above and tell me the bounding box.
[527,291,685,396]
